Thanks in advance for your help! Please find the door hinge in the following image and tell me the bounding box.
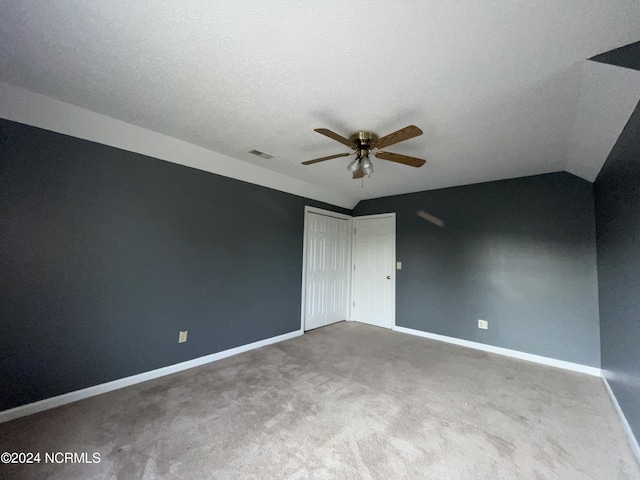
[353,302,355,307]
[354,228,356,234]
[353,264,356,270]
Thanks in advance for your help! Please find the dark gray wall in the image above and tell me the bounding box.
[353,173,601,366]
[590,41,640,72]
[0,118,350,411]
[595,100,640,443]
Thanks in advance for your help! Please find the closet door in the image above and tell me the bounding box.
[326,217,349,325]
[304,211,350,331]
[305,213,328,331]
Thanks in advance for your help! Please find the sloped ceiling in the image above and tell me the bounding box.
[1,1,640,208]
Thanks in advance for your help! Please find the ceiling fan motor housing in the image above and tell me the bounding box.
[350,132,378,159]
[349,132,378,150]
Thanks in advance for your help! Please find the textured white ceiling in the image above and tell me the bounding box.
[1,1,640,205]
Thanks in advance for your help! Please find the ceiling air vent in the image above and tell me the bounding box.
[248,149,274,159]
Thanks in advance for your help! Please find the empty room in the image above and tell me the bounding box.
[1,2,640,479]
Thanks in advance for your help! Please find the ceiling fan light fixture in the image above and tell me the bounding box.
[347,158,360,173]
[361,156,373,175]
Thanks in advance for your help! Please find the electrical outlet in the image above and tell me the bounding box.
[178,330,188,343]
[478,319,488,330]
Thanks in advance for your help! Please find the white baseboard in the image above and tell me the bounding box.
[602,376,640,465]
[392,325,602,376]
[0,329,303,424]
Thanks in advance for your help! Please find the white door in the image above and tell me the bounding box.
[304,211,350,331]
[352,214,395,328]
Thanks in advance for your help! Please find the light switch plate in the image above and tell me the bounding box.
[178,330,188,343]
[396,262,402,270]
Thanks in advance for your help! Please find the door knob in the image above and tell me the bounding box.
[386,275,391,280]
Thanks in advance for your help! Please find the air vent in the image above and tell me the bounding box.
[248,149,274,159]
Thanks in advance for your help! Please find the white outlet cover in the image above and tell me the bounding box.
[478,320,488,330]
[179,330,188,343]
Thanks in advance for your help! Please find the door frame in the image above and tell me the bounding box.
[351,213,397,329]
[301,206,354,331]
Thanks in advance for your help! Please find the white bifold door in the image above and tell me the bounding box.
[304,211,350,331]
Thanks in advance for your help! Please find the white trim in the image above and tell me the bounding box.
[353,212,397,221]
[301,206,353,331]
[0,82,358,210]
[602,375,640,465]
[0,329,303,424]
[351,213,396,328]
[392,325,602,376]
[391,214,396,329]
[304,206,353,221]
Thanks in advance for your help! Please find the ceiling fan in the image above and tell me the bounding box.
[302,125,427,179]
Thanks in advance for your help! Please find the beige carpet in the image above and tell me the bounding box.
[1,321,638,479]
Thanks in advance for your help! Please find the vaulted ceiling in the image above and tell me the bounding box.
[1,1,640,209]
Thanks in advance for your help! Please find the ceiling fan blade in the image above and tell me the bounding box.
[375,151,426,167]
[352,167,365,179]
[371,125,423,150]
[301,152,350,165]
[314,128,357,149]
